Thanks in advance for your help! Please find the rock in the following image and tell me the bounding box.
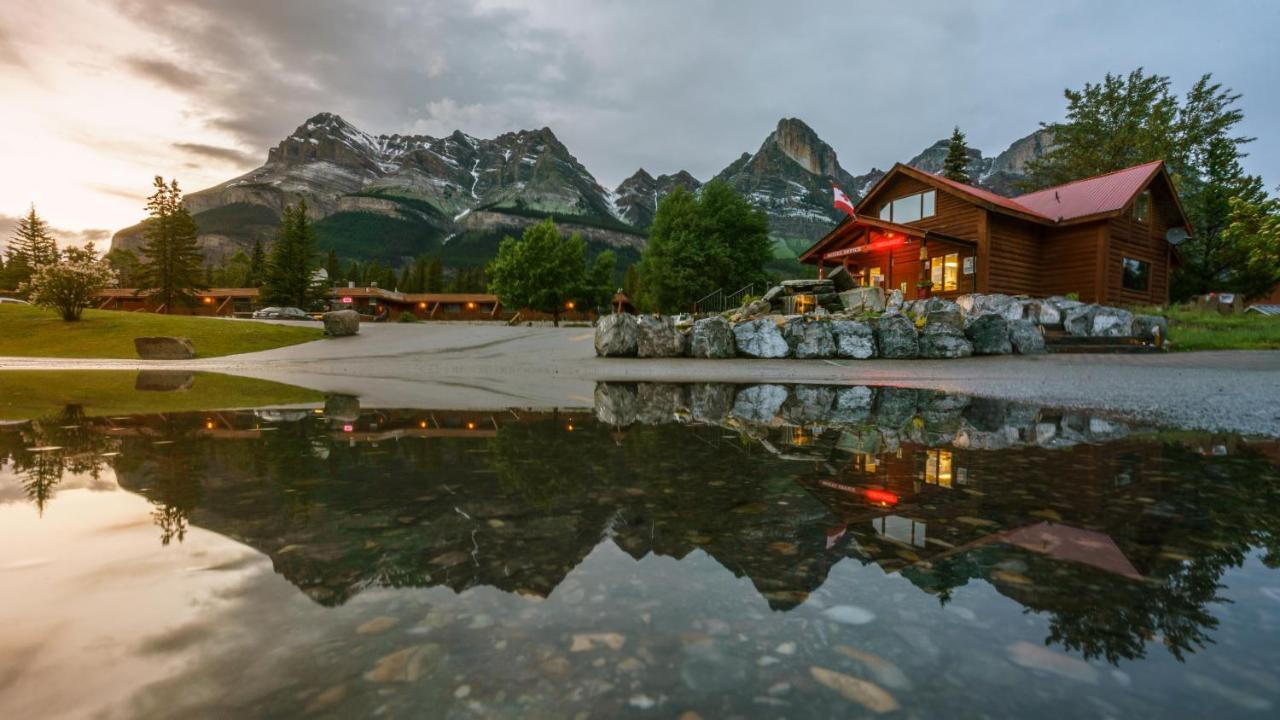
[761,285,784,303]
[1008,319,1046,354]
[781,278,835,292]
[1006,641,1099,684]
[838,287,885,314]
[595,313,639,356]
[688,316,735,358]
[965,313,1012,355]
[875,314,919,359]
[823,605,876,625]
[1132,314,1168,344]
[1091,307,1134,337]
[830,320,876,359]
[809,666,900,713]
[733,318,789,358]
[133,336,196,360]
[636,315,686,357]
[833,645,912,691]
[636,383,685,424]
[957,293,1023,322]
[322,310,360,337]
[364,643,446,683]
[782,385,836,425]
[1025,299,1062,329]
[825,265,858,292]
[324,394,360,422]
[830,386,874,424]
[885,289,904,313]
[689,383,735,423]
[783,317,835,358]
[595,383,638,426]
[731,384,788,424]
[924,305,965,332]
[919,324,973,359]
[1063,305,1097,336]
[133,371,195,392]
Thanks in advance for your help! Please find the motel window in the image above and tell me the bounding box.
[924,449,953,488]
[879,190,936,223]
[1122,257,1150,292]
[930,252,960,292]
[863,266,882,288]
[1133,190,1151,223]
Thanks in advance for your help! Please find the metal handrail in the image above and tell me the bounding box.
[693,288,723,314]
[723,283,755,311]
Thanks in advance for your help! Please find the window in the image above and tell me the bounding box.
[930,252,960,292]
[1133,190,1151,223]
[878,189,936,223]
[1122,257,1150,292]
[924,449,953,488]
[863,266,882,287]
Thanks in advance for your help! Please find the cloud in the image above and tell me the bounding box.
[0,25,21,67]
[0,213,112,252]
[122,56,205,91]
[173,142,257,166]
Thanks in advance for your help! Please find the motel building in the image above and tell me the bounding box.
[800,160,1191,304]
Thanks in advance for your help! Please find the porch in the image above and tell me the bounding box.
[799,216,977,300]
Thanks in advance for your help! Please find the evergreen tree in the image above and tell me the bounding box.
[346,260,360,286]
[262,201,325,309]
[636,181,771,313]
[943,126,972,183]
[1023,69,1262,299]
[247,239,267,287]
[324,249,341,286]
[103,248,142,288]
[139,177,205,312]
[488,218,603,326]
[3,205,59,292]
[425,257,444,292]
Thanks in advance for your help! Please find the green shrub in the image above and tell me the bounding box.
[396,312,421,323]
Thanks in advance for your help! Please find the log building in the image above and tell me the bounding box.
[800,160,1190,304]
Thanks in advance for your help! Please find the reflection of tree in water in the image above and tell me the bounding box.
[0,405,117,515]
[112,418,208,545]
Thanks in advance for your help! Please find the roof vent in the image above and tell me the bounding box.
[1054,191,1060,202]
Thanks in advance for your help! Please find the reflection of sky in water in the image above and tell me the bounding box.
[1,397,1279,718]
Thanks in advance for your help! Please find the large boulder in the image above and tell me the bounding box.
[875,314,919,359]
[636,383,686,424]
[322,310,360,337]
[689,383,735,424]
[1063,305,1097,336]
[134,336,195,360]
[134,371,195,392]
[636,315,686,357]
[1132,314,1168,344]
[885,288,905,313]
[965,313,1012,355]
[925,305,965,332]
[733,318,790,358]
[838,287,885,314]
[731,384,788,424]
[595,383,638,426]
[919,323,973,359]
[324,394,361,422]
[830,386,874,424]
[782,317,836,359]
[1024,299,1063,329]
[688,316,736,358]
[830,320,877,359]
[1091,307,1135,337]
[1008,319,1047,354]
[874,387,919,428]
[594,313,639,357]
[967,294,1024,323]
[781,385,836,425]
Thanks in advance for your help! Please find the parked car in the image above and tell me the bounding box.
[252,306,312,321]
[0,297,30,305]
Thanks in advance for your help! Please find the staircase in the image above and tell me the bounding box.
[1043,331,1164,354]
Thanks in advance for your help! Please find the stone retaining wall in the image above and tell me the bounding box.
[595,288,1167,360]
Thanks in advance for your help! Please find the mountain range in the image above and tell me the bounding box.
[110,113,1053,272]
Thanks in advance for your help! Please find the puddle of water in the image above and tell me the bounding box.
[1,384,1279,718]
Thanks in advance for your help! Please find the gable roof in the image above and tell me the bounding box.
[858,160,1181,228]
[1012,160,1164,222]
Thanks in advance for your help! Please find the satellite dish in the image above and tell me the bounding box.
[1166,227,1189,246]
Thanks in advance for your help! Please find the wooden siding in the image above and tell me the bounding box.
[986,215,1042,296]
[862,174,984,243]
[1104,184,1178,304]
[1038,222,1104,301]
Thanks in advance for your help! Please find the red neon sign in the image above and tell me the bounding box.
[341,296,353,304]
[863,489,899,505]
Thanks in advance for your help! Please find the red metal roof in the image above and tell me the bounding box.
[1012,160,1163,222]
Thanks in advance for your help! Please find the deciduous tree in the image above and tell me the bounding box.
[20,243,117,321]
[488,217,612,326]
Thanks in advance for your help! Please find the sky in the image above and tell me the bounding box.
[2,0,1278,249]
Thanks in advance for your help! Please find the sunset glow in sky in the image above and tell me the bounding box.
[2,0,1278,248]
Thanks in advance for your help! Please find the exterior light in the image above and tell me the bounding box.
[203,297,213,304]
[466,301,476,309]
[566,423,574,432]
[864,488,899,505]
[419,420,428,428]
[466,421,476,430]
[565,301,576,310]
[205,420,215,429]
[418,302,427,309]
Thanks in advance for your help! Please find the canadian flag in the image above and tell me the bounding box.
[832,184,856,217]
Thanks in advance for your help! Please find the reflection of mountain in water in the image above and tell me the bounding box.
[4,386,1279,665]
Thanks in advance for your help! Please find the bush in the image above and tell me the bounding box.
[396,312,421,323]
[19,246,116,321]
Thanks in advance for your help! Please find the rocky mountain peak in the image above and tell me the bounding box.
[762,117,843,179]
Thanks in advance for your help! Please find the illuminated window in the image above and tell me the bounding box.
[878,190,936,223]
[863,266,882,288]
[1133,191,1151,223]
[930,253,960,292]
[924,449,953,488]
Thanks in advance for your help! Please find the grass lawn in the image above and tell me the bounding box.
[0,304,323,358]
[1131,305,1280,351]
[0,371,324,420]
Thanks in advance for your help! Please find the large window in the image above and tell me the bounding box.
[1133,190,1151,223]
[930,252,960,292]
[879,189,936,223]
[1122,257,1150,292]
